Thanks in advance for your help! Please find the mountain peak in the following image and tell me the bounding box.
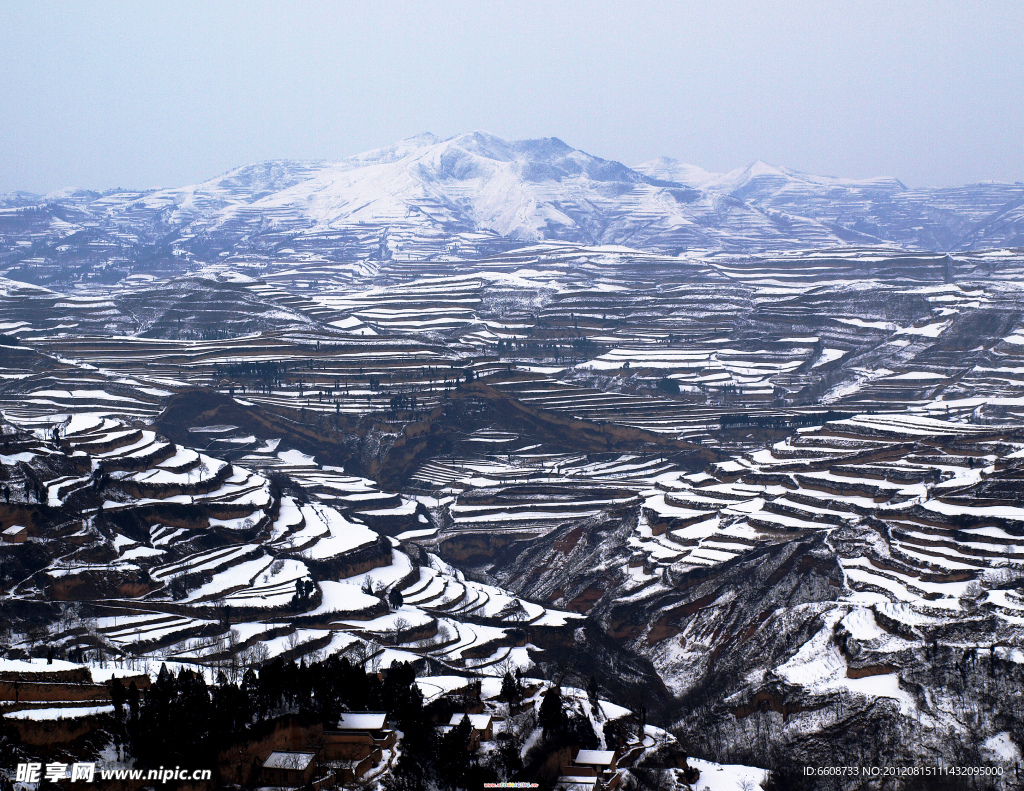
[743,159,789,178]
[634,157,722,188]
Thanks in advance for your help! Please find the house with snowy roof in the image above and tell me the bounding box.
[447,712,494,742]
[559,749,621,788]
[1,525,27,543]
[322,711,394,762]
[261,751,317,787]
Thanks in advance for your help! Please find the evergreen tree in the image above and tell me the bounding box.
[382,754,427,791]
[212,670,250,736]
[0,708,13,767]
[110,677,126,719]
[500,671,521,703]
[539,684,564,735]
[494,732,523,780]
[127,680,140,722]
[437,715,473,789]
[128,667,215,768]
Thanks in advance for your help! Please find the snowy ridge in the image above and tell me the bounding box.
[4,132,1024,285]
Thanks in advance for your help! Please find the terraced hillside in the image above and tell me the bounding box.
[452,412,1024,774]
[0,409,595,677]
[3,245,1024,787]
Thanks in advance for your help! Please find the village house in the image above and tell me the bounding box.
[261,751,317,787]
[555,776,600,791]
[1,524,27,543]
[447,712,494,742]
[322,711,394,761]
[557,749,622,789]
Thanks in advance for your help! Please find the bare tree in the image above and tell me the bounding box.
[56,602,83,633]
[495,652,518,679]
[387,617,410,645]
[225,628,242,682]
[252,641,270,665]
[240,640,270,670]
[346,641,368,668]
[366,639,383,673]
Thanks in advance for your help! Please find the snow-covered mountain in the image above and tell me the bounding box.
[124,131,776,253]
[635,156,1024,251]
[2,132,1024,284]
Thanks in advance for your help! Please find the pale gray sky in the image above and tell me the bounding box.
[2,1,1022,193]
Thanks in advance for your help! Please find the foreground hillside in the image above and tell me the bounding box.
[476,412,1024,776]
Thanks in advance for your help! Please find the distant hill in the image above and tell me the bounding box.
[3,132,1024,284]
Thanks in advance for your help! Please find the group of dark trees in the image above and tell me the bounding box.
[385,669,528,791]
[10,462,46,504]
[216,360,287,391]
[388,392,419,417]
[114,655,588,790]
[198,326,233,340]
[290,578,316,609]
[494,336,600,362]
[536,682,599,748]
[719,409,854,431]
[115,656,431,774]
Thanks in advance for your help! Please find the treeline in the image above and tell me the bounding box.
[114,656,511,790]
[215,360,287,388]
[113,654,615,790]
[114,655,424,770]
[720,410,854,430]
[495,336,601,361]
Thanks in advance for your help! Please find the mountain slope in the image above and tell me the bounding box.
[3,133,1024,287]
